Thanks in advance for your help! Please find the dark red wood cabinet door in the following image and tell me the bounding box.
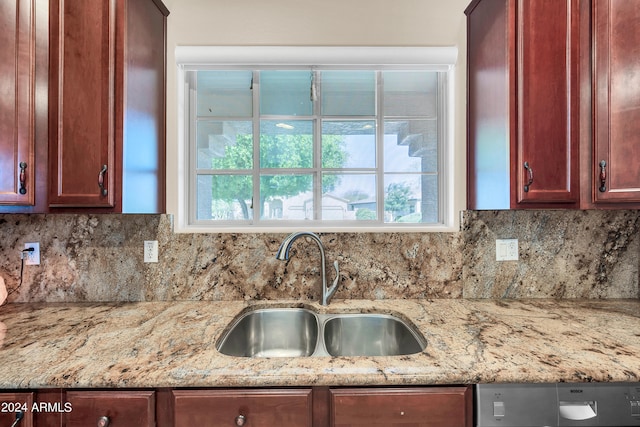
[593,0,640,203]
[0,0,36,205]
[515,0,580,206]
[48,0,116,208]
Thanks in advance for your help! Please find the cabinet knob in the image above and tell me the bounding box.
[97,416,110,427]
[18,162,27,195]
[235,414,246,426]
[98,165,108,196]
[599,160,607,192]
[523,161,534,192]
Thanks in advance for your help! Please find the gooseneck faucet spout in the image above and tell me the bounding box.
[276,231,340,306]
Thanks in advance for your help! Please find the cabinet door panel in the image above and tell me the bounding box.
[64,390,155,427]
[172,389,313,427]
[0,0,35,205]
[330,387,472,427]
[49,0,116,207]
[515,0,580,205]
[593,0,640,202]
[0,392,34,427]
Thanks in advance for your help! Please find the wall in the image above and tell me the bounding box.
[0,211,637,303]
[2,2,638,303]
[163,0,470,226]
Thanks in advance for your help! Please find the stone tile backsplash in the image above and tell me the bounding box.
[0,210,637,302]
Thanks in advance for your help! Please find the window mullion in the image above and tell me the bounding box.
[313,70,322,221]
[376,71,385,224]
[188,72,198,225]
[252,70,261,223]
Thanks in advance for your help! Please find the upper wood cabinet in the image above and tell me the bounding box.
[48,0,168,212]
[0,0,37,206]
[466,0,582,210]
[591,0,640,205]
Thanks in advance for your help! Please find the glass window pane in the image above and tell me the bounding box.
[322,71,375,116]
[384,174,438,223]
[197,121,253,169]
[260,174,313,220]
[197,71,253,117]
[383,71,438,117]
[323,173,376,220]
[384,120,438,173]
[322,121,375,168]
[197,175,253,220]
[260,71,312,116]
[260,120,313,168]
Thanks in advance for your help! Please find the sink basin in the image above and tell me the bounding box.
[217,307,427,358]
[323,314,426,357]
[216,308,319,357]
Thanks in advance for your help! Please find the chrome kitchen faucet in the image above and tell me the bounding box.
[275,231,340,306]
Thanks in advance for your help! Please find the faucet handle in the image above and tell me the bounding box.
[332,260,340,287]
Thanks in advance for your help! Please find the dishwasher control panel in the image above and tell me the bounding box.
[476,382,640,427]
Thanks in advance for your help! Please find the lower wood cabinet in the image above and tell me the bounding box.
[63,390,155,427]
[330,387,472,427]
[0,392,34,427]
[169,386,472,427]
[1,386,472,427]
[24,390,155,427]
[171,389,313,427]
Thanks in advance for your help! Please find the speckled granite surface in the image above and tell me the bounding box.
[463,210,640,298]
[0,299,637,389]
[0,210,638,303]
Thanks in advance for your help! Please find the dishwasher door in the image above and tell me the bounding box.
[476,383,640,427]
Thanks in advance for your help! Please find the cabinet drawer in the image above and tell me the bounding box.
[172,389,313,427]
[64,390,155,427]
[330,387,472,427]
[0,392,34,427]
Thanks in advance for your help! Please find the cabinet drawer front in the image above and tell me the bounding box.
[330,387,472,427]
[64,390,155,427]
[0,392,34,427]
[172,389,313,427]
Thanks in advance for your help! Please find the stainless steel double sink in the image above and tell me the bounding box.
[216,307,427,357]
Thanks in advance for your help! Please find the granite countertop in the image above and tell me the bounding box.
[0,299,638,389]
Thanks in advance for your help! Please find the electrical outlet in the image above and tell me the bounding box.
[144,240,158,263]
[496,239,518,261]
[24,242,40,265]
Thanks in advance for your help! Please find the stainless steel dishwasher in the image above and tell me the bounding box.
[476,383,640,427]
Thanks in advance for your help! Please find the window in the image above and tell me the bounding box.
[177,47,457,232]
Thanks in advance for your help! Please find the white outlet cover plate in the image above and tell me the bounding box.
[24,242,40,265]
[144,240,159,263]
[496,239,518,261]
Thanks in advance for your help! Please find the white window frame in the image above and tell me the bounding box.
[175,46,458,233]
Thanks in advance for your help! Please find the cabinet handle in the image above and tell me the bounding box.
[97,416,110,427]
[18,162,27,195]
[98,165,108,196]
[235,414,246,426]
[599,160,607,192]
[9,411,24,427]
[523,161,534,192]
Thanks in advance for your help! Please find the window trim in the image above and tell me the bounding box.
[176,46,458,233]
